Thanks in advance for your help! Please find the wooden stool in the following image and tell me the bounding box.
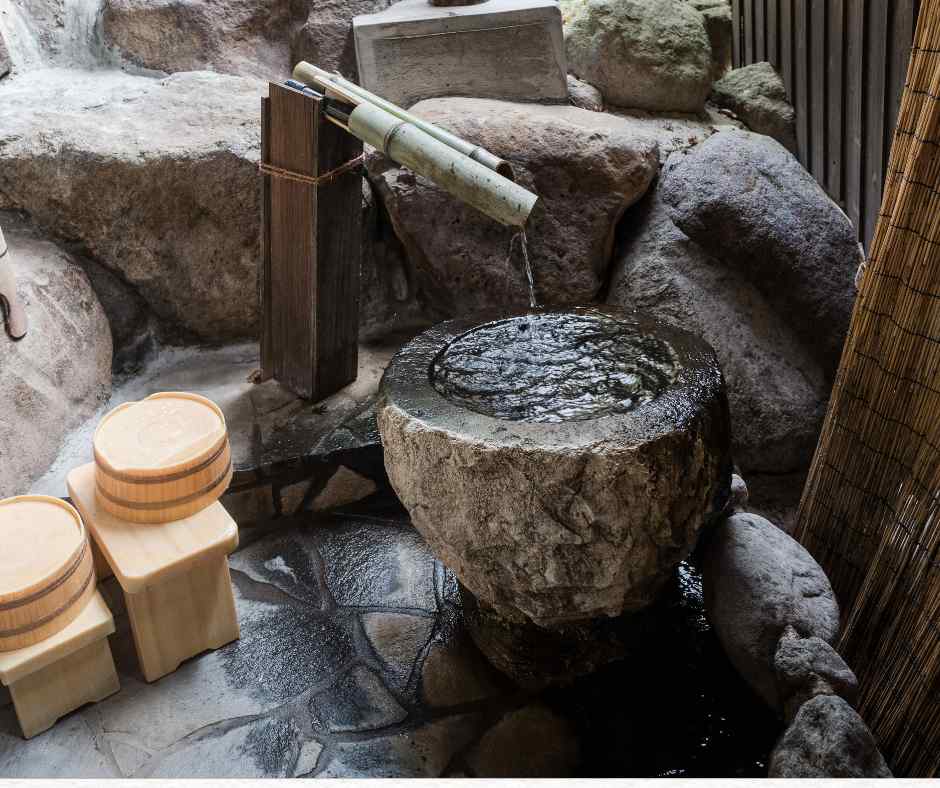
[0,591,119,738]
[68,463,240,683]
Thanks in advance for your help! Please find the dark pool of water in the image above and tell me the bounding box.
[431,311,680,423]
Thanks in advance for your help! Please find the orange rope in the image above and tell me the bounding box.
[258,155,364,187]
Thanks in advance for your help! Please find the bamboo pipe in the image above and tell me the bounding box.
[292,61,516,180]
[344,100,538,228]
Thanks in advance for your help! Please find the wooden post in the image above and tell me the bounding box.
[260,82,363,401]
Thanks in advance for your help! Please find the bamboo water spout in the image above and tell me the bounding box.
[291,61,539,228]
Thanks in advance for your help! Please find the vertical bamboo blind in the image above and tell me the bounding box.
[796,0,940,776]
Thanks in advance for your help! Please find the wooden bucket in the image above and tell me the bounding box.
[93,392,233,525]
[0,496,96,652]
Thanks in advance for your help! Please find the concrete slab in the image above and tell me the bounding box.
[353,0,568,108]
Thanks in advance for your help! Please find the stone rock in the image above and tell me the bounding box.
[563,0,714,112]
[608,188,829,473]
[379,306,732,628]
[711,62,797,152]
[292,0,393,82]
[687,0,733,79]
[466,705,579,777]
[421,633,504,707]
[0,220,112,498]
[368,97,659,315]
[0,69,264,342]
[310,666,407,733]
[702,513,841,710]
[362,611,435,692]
[0,30,11,78]
[729,473,749,511]
[319,714,484,778]
[660,130,862,375]
[769,695,892,778]
[775,626,859,722]
[359,180,434,342]
[567,74,603,111]
[102,0,295,78]
[310,466,378,512]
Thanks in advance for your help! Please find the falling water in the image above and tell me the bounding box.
[509,230,538,308]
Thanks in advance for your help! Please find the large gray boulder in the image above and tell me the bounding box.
[0,69,264,342]
[608,188,828,473]
[660,130,861,375]
[774,626,859,722]
[0,218,112,498]
[0,30,11,79]
[102,0,295,79]
[711,62,797,152]
[769,696,892,778]
[702,512,840,710]
[687,0,732,79]
[291,0,393,82]
[367,97,659,316]
[562,0,714,112]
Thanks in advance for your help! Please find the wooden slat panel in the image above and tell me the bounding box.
[744,0,754,63]
[886,1,916,175]
[780,0,794,96]
[863,0,889,248]
[827,0,845,202]
[844,0,865,234]
[260,97,274,381]
[756,0,766,61]
[810,0,828,186]
[767,0,780,66]
[794,0,809,164]
[733,0,742,67]
[313,107,363,398]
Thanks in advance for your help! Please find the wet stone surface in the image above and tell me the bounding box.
[0,501,778,777]
[432,311,679,423]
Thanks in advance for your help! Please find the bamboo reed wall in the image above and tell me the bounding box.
[796,0,940,776]
[732,0,919,249]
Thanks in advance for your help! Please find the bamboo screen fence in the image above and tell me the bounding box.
[796,0,940,776]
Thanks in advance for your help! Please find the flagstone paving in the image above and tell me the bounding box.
[0,500,779,778]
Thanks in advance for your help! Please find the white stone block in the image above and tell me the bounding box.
[353,0,568,108]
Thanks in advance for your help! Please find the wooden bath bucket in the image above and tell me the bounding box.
[93,392,233,525]
[0,496,96,652]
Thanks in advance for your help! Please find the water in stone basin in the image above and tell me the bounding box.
[431,310,680,423]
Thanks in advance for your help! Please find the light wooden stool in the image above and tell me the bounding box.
[68,463,240,683]
[0,591,119,738]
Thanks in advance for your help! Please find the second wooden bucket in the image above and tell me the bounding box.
[93,392,233,525]
[0,496,96,652]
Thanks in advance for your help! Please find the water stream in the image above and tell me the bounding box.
[509,230,538,308]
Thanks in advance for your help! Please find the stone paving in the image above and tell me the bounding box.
[0,493,780,778]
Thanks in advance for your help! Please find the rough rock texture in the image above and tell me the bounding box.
[292,0,393,81]
[608,188,828,473]
[769,696,892,778]
[465,705,579,777]
[688,0,733,79]
[562,0,714,112]
[0,219,112,498]
[567,74,603,111]
[379,307,732,628]
[102,0,294,79]
[774,626,859,722]
[702,513,841,710]
[359,180,437,342]
[711,62,797,152]
[660,130,861,375]
[368,97,659,315]
[0,30,11,78]
[0,69,264,342]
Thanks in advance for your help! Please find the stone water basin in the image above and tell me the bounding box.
[377,306,732,633]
